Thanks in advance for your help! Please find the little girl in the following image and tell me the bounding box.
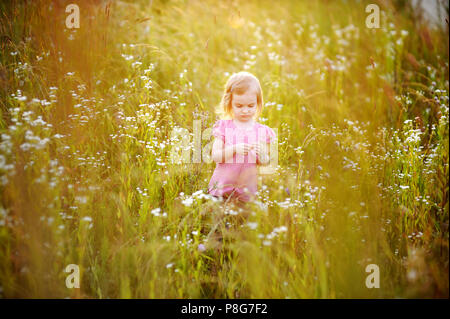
[208,71,276,203]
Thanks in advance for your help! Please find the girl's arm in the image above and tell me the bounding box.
[255,142,271,166]
[211,138,236,163]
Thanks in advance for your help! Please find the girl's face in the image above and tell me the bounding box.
[231,89,258,122]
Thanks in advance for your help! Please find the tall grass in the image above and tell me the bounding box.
[0,0,448,298]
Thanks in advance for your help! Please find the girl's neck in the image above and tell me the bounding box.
[232,118,256,130]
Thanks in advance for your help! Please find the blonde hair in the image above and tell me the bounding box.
[216,71,264,120]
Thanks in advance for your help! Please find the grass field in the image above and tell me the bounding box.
[0,0,448,298]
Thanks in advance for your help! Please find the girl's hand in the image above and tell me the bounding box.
[249,142,270,164]
[235,143,253,156]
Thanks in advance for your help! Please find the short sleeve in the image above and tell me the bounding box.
[265,126,277,144]
[212,120,225,142]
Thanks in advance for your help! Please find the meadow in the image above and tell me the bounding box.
[0,0,448,298]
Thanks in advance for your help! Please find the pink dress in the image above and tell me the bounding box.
[208,119,276,202]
